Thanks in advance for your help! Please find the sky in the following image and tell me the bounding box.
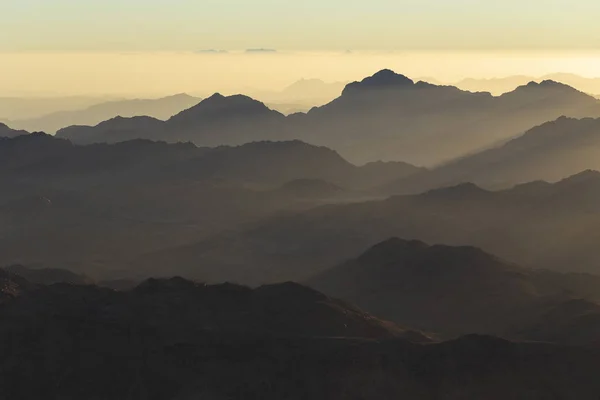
[2,0,600,96]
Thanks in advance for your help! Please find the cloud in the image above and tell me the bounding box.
[245,48,277,54]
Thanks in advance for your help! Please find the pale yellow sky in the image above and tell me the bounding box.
[2,51,600,97]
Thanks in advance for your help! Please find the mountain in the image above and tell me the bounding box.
[0,96,115,121]
[2,276,600,398]
[57,93,288,147]
[3,265,93,285]
[0,269,31,304]
[387,116,600,193]
[309,238,600,341]
[455,73,600,96]
[0,134,422,278]
[9,94,201,134]
[513,299,600,347]
[137,171,600,283]
[53,70,600,166]
[250,78,347,106]
[293,70,600,165]
[165,93,287,146]
[0,122,28,138]
[455,75,534,95]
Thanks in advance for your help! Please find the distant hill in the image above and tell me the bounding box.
[10,94,201,134]
[3,265,93,285]
[250,78,346,106]
[53,70,600,166]
[0,96,114,120]
[291,70,600,165]
[387,116,600,194]
[137,171,600,283]
[0,122,28,138]
[455,73,600,96]
[0,135,421,277]
[309,238,600,342]
[57,93,288,146]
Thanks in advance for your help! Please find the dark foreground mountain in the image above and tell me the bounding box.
[9,93,201,134]
[309,238,600,342]
[1,276,600,399]
[138,171,600,282]
[388,116,600,193]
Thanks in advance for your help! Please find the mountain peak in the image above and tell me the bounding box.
[558,169,600,185]
[357,238,428,264]
[342,69,414,95]
[168,93,279,127]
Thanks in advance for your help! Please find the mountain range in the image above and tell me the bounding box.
[387,116,600,193]
[6,93,201,134]
[455,73,600,96]
[49,69,600,166]
[309,237,600,344]
[135,170,600,284]
[0,134,422,277]
[1,271,600,398]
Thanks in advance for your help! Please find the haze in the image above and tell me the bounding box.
[4,51,600,97]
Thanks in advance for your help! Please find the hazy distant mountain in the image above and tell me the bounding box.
[0,122,28,138]
[57,93,288,146]
[53,70,600,166]
[11,93,200,133]
[0,135,421,277]
[455,75,534,95]
[4,276,600,398]
[294,70,600,165]
[252,78,346,105]
[309,238,600,341]
[3,265,93,285]
[455,73,600,96]
[140,171,600,283]
[387,116,600,193]
[0,96,115,120]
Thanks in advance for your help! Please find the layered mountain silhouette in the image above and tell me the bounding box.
[309,238,600,342]
[52,70,600,166]
[0,134,422,276]
[0,122,28,138]
[57,93,287,146]
[9,93,201,134]
[294,70,600,165]
[140,171,600,284]
[387,116,600,194]
[0,95,114,120]
[455,73,600,95]
[1,273,600,398]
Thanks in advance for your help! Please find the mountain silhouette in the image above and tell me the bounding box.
[142,171,600,285]
[1,274,600,398]
[387,116,600,194]
[309,238,600,340]
[455,73,600,96]
[0,122,28,138]
[0,134,423,277]
[293,70,600,165]
[10,94,200,134]
[52,70,600,166]
[58,94,288,147]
